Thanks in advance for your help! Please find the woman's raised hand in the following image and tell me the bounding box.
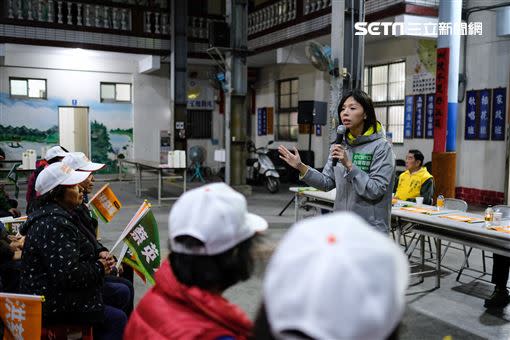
[278,145,302,169]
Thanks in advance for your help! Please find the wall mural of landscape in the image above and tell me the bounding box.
[0,92,133,173]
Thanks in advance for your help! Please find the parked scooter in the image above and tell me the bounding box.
[246,140,280,193]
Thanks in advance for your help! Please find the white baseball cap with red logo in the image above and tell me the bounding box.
[44,146,68,161]
[62,152,105,172]
[169,183,268,255]
[263,212,409,340]
[35,162,91,195]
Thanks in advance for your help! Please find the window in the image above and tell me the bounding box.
[9,78,47,99]
[277,78,298,141]
[364,61,405,143]
[100,83,132,103]
[187,110,212,139]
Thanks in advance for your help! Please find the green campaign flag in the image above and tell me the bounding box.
[121,207,161,285]
[90,205,108,224]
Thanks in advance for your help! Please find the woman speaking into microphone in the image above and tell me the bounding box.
[278,89,395,233]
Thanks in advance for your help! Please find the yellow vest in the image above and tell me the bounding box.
[395,167,433,201]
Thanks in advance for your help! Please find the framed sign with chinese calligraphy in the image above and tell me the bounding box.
[434,48,450,151]
[404,96,414,139]
[491,87,506,141]
[478,89,491,140]
[414,95,425,138]
[425,94,435,138]
[465,90,478,140]
[257,108,267,136]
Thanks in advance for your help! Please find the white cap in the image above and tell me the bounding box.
[35,162,91,195]
[169,183,268,255]
[62,152,105,172]
[264,212,409,340]
[45,146,68,161]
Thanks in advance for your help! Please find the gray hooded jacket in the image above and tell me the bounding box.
[301,127,395,233]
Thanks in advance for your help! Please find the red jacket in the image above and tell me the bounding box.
[26,159,48,208]
[124,260,253,340]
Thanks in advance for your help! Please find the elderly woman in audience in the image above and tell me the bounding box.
[253,212,409,340]
[19,163,127,340]
[125,183,268,340]
[63,152,134,316]
[26,145,68,213]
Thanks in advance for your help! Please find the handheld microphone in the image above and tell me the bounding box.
[332,125,346,167]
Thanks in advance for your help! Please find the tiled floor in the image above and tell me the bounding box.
[9,176,510,339]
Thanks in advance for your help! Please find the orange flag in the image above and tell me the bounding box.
[0,293,44,340]
[89,183,122,223]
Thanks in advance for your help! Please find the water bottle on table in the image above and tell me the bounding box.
[436,194,444,211]
[485,206,494,227]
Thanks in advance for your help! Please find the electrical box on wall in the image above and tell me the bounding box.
[160,130,171,163]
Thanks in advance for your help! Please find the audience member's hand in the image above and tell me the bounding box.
[7,234,21,241]
[106,254,116,268]
[10,240,23,250]
[9,242,20,252]
[13,250,22,260]
[98,258,111,275]
[8,208,21,218]
[99,251,116,267]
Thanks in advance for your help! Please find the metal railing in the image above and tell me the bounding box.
[248,0,298,35]
[3,0,172,35]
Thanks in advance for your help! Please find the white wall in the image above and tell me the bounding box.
[0,65,134,166]
[4,48,139,74]
[364,8,510,192]
[253,63,331,167]
[133,65,171,162]
[456,4,510,191]
[365,37,435,163]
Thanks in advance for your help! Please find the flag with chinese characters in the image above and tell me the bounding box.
[0,293,44,340]
[112,201,160,285]
[89,183,122,223]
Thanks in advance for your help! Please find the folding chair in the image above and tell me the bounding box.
[450,198,494,281]
[440,198,469,262]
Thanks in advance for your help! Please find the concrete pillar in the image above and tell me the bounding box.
[172,0,188,152]
[225,0,248,187]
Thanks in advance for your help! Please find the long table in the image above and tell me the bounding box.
[119,159,186,205]
[289,187,335,221]
[289,187,510,288]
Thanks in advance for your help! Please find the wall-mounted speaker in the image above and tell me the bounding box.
[298,100,327,125]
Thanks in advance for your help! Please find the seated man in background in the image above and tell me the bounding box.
[394,149,434,205]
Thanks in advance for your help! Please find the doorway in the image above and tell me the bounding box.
[58,106,90,157]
